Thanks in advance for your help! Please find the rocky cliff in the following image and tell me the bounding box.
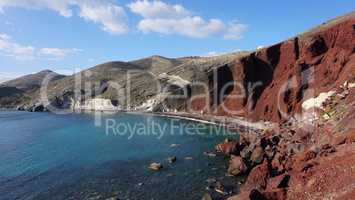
[188,12,355,124]
[206,12,355,200]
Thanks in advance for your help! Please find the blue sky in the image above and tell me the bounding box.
[0,0,354,80]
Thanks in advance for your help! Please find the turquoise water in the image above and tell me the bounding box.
[0,111,238,200]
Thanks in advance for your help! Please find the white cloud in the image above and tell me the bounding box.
[39,48,82,60]
[0,34,35,60]
[128,0,246,40]
[0,33,11,40]
[138,17,225,38]
[223,22,247,40]
[78,2,128,34]
[0,33,81,60]
[0,0,128,34]
[0,0,246,39]
[128,0,190,19]
[0,0,73,17]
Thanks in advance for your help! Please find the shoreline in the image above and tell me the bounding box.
[2,107,271,134]
[127,111,272,133]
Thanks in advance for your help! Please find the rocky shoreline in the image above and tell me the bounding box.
[3,84,355,200]
[3,82,355,200]
[201,82,355,200]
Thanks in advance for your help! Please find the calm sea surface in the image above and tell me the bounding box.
[0,111,238,200]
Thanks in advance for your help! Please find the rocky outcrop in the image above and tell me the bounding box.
[221,74,355,200]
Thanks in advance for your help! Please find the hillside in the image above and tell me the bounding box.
[1,70,66,92]
[129,55,186,75]
[0,53,244,110]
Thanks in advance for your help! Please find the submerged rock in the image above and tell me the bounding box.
[167,156,177,163]
[215,181,227,195]
[204,151,217,157]
[170,143,180,148]
[149,162,163,171]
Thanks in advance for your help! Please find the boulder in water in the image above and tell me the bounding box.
[167,156,177,163]
[149,162,163,171]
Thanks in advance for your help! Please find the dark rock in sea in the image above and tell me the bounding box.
[214,181,227,195]
[27,103,46,112]
[206,178,217,184]
[33,104,45,112]
[167,156,177,163]
[16,105,26,111]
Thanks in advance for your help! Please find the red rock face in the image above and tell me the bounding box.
[188,13,355,123]
[287,144,355,200]
[242,159,269,192]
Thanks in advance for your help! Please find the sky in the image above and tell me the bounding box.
[0,0,354,81]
